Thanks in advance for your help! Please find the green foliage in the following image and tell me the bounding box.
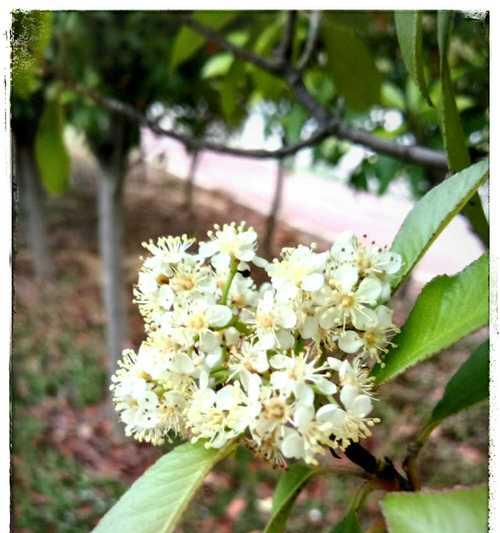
[437,11,489,245]
[170,12,237,71]
[373,253,488,384]
[329,509,362,533]
[321,16,381,111]
[34,96,71,195]
[264,464,317,533]
[381,485,487,533]
[93,441,235,533]
[395,11,432,106]
[389,159,488,290]
[425,340,489,433]
[11,10,53,98]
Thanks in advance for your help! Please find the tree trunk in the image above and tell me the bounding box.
[16,142,54,282]
[184,149,200,212]
[97,121,129,383]
[262,158,286,257]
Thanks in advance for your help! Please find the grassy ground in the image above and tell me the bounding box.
[12,169,488,532]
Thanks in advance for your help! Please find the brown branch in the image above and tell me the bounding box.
[276,11,297,65]
[177,14,448,170]
[68,82,449,169]
[335,442,413,492]
[297,11,321,72]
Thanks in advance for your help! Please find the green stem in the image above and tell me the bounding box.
[220,257,238,305]
[402,422,437,490]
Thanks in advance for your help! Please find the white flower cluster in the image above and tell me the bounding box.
[111,222,402,466]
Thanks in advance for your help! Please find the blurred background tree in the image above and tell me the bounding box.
[12,9,489,386]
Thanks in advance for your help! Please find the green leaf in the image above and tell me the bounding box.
[395,11,432,106]
[34,98,70,196]
[264,464,317,533]
[321,20,381,111]
[373,253,488,384]
[12,11,53,99]
[381,82,406,110]
[93,441,235,533]
[170,12,237,71]
[437,11,489,246]
[426,340,489,430]
[389,159,488,291]
[202,53,234,78]
[381,485,487,533]
[330,509,362,533]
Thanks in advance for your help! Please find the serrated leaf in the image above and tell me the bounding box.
[437,11,489,246]
[170,12,237,71]
[93,441,235,533]
[329,509,362,533]
[264,464,317,533]
[321,20,381,111]
[373,254,488,384]
[34,98,70,196]
[395,11,432,106]
[426,340,489,430]
[389,159,488,291]
[381,486,487,533]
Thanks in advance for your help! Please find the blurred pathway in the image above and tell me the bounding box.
[142,130,484,285]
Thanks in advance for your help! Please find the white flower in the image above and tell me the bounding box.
[187,381,253,448]
[228,341,269,382]
[281,405,337,465]
[228,273,259,309]
[337,305,398,362]
[142,235,194,267]
[251,290,296,350]
[316,384,378,448]
[267,245,327,300]
[198,222,258,269]
[173,300,233,345]
[270,351,337,405]
[114,225,395,464]
[320,270,382,330]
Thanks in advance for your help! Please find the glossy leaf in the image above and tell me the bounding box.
[34,98,70,196]
[395,11,432,106]
[437,11,489,246]
[381,485,487,533]
[321,20,381,111]
[373,253,488,384]
[264,464,317,533]
[170,12,237,71]
[93,441,235,533]
[427,340,489,430]
[330,509,362,533]
[389,159,488,290]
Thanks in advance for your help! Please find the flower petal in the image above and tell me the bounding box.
[302,272,324,292]
[339,331,363,353]
[207,304,233,328]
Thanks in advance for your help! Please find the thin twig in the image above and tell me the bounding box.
[276,11,297,65]
[178,13,280,73]
[297,11,321,72]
